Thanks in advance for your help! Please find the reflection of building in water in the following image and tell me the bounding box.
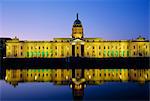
[4,68,150,98]
[5,14,150,58]
[5,69,150,86]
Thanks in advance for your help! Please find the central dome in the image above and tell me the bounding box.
[73,13,82,27]
[72,13,84,39]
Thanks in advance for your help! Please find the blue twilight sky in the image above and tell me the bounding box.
[0,0,149,40]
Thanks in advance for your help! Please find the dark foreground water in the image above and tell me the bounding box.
[0,80,149,101]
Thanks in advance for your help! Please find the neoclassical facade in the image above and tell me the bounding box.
[5,69,150,86]
[6,14,150,58]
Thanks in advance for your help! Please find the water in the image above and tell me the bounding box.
[0,68,149,101]
[1,80,149,101]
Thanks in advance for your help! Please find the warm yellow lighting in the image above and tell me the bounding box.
[89,75,91,79]
[79,84,82,89]
[70,84,72,88]
[144,75,147,79]
[66,76,68,80]
[35,75,37,80]
[5,15,149,58]
[119,75,122,79]
[5,76,7,80]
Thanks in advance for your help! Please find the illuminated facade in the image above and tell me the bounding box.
[5,69,150,86]
[6,14,150,58]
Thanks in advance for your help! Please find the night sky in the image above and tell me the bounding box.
[0,0,149,40]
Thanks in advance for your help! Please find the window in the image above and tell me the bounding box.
[99,52,101,55]
[27,52,29,57]
[87,52,89,56]
[107,51,110,56]
[21,52,23,56]
[21,46,23,49]
[116,51,118,57]
[146,52,147,55]
[127,46,129,49]
[108,46,109,49]
[104,46,105,49]
[47,47,48,49]
[133,46,135,49]
[55,46,57,49]
[99,46,101,49]
[104,50,106,57]
[31,47,33,49]
[93,46,94,49]
[39,47,40,49]
[134,73,136,77]
[20,74,22,77]
[111,51,114,57]
[42,52,44,57]
[134,52,135,55]
[127,51,129,56]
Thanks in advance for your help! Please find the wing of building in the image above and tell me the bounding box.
[5,14,150,58]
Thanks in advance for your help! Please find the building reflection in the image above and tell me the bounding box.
[4,68,150,99]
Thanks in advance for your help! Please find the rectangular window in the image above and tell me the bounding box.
[116,51,118,57]
[99,52,101,55]
[21,46,23,49]
[127,51,129,56]
[42,52,44,57]
[104,50,106,57]
[111,51,114,57]
[21,52,23,56]
[27,52,29,57]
